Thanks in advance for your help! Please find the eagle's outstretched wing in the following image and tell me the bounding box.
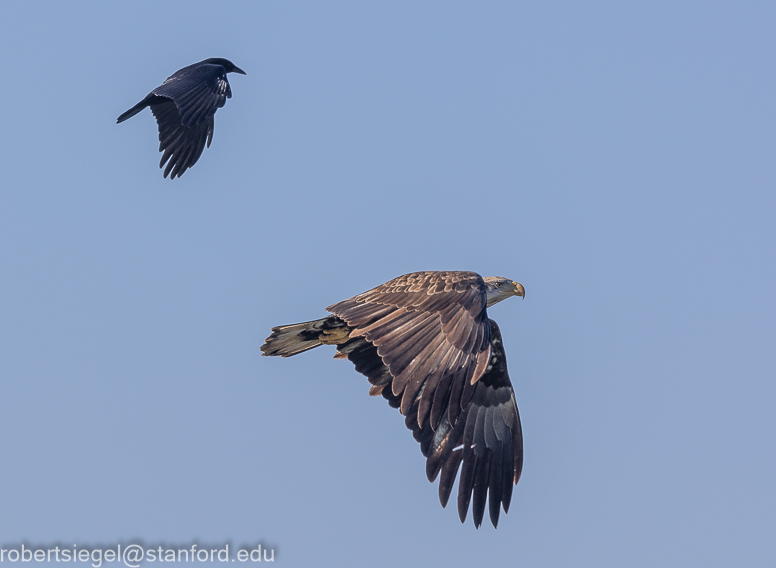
[336,318,522,528]
[327,271,492,429]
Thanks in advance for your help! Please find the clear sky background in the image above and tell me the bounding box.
[1,1,774,566]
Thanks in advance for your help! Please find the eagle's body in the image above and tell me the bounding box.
[261,271,525,528]
[117,58,246,178]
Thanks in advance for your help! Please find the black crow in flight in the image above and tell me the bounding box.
[117,58,246,179]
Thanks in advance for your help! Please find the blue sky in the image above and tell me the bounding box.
[1,1,775,566]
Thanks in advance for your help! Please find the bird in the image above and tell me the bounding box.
[117,58,246,179]
[261,271,525,528]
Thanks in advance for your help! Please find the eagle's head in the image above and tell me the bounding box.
[483,277,525,307]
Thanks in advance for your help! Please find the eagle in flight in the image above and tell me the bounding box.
[117,58,245,178]
[261,271,525,528]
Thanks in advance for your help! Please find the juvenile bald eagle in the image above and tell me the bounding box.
[261,271,525,528]
[117,58,246,178]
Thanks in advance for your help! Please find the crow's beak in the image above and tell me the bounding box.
[233,66,247,75]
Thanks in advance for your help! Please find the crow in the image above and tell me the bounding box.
[117,58,246,179]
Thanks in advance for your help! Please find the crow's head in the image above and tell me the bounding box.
[204,58,246,75]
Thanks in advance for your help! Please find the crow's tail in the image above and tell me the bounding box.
[116,94,165,123]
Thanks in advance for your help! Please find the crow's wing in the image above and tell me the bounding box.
[153,63,232,127]
[150,100,214,179]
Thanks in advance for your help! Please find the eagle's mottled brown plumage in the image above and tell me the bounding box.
[261,271,525,528]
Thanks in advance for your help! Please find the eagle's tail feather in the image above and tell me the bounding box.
[261,316,351,358]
